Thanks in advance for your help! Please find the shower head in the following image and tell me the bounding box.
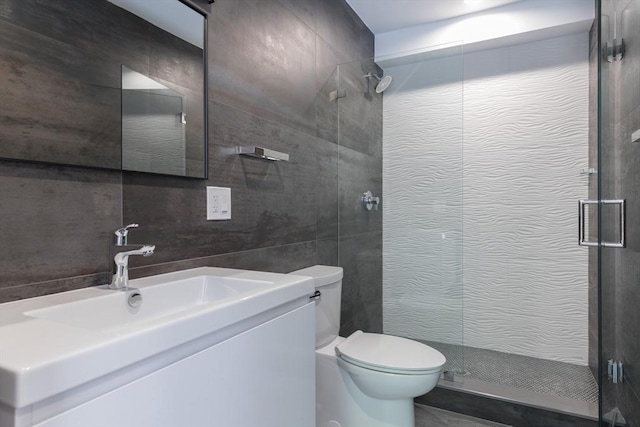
[375,75,392,93]
[363,72,392,93]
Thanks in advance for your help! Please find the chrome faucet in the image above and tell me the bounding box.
[110,245,155,290]
[114,223,139,246]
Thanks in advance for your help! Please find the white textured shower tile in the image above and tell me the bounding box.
[383,33,590,365]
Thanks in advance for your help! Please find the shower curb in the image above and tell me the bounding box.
[415,377,599,427]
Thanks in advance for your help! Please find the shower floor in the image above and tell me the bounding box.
[422,340,599,404]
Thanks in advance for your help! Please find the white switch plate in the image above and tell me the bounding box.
[632,129,640,143]
[207,186,231,220]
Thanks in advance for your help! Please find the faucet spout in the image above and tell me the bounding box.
[110,245,155,290]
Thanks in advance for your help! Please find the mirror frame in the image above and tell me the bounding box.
[119,0,210,179]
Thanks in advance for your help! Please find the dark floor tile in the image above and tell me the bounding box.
[422,341,598,403]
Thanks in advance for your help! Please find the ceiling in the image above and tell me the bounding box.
[345,0,526,34]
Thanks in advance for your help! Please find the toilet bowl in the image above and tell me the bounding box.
[290,265,446,427]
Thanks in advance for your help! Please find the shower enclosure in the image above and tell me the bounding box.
[336,0,638,424]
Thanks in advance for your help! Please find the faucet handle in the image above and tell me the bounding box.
[114,223,139,246]
[140,245,155,256]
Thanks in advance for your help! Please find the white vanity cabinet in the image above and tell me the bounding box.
[0,267,316,427]
[34,303,315,427]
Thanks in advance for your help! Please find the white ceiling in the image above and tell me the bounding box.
[345,0,526,34]
[107,0,204,48]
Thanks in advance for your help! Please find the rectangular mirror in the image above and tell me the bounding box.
[0,0,208,178]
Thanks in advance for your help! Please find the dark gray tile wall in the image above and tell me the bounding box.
[0,0,382,342]
[596,0,640,424]
[0,162,121,300]
[336,58,384,335]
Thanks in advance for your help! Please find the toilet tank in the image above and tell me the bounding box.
[289,265,343,349]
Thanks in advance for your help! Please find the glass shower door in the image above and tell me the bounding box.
[598,0,640,424]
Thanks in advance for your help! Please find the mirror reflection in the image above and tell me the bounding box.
[122,66,188,176]
[0,0,207,178]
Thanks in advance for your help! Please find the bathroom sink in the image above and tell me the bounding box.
[25,275,272,333]
[0,267,314,409]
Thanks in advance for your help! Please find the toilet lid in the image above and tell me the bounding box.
[335,331,446,373]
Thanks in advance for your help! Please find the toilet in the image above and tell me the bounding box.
[290,265,446,427]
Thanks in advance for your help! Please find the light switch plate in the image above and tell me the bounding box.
[632,129,640,143]
[207,186,231,220]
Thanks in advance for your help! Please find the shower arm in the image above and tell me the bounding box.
[363,72,382,81]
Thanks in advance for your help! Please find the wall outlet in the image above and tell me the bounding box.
[207,186,231,220]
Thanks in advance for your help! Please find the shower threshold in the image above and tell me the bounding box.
[417,341,599,424]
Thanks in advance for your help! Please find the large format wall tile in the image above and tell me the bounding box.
[617,0,640,123]
[316,0,373,65]
[122,100,337,267]
[337,58,383,158]
[463,34,589,363]
[278,0,318,33]
[0,0,151,72]
[338,145,382,237]
[0,160,121,289]
[0,21,121,169]
[127,241,318,280]
[207,0,318,136]
[339,232,382,336]
[315,38,341,143]
[0,0,381,348]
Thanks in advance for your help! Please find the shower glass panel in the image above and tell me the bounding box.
[380,45,464,376]
[336,44,465,375]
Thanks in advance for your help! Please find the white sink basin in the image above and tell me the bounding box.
[26,275,271,333]
[0,267,314,409]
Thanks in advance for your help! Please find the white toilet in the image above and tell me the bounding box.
[290,265,446,427]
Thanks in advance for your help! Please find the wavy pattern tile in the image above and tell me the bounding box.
[382,33,590,364]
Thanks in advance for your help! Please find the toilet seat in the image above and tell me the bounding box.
[335,331,446,375]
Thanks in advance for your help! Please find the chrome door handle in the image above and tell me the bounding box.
[578,199,626,248]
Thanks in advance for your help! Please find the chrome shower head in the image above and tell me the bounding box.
[363,72,392,93]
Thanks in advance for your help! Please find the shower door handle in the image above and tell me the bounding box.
[578,199,626,247]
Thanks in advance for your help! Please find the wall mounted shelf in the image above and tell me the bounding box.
[236,146,289,162]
